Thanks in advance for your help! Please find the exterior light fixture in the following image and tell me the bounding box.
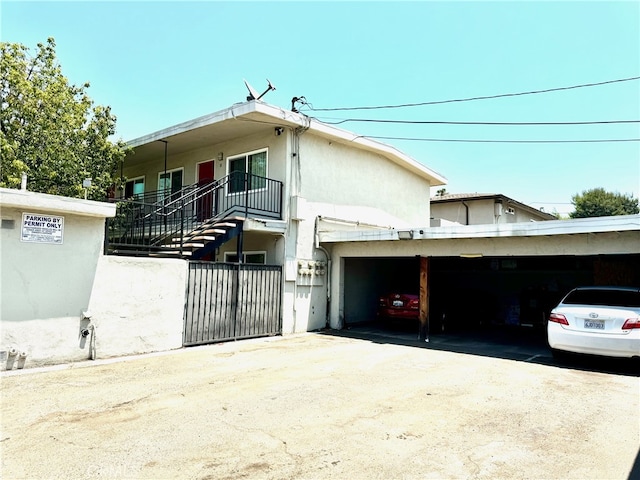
[460,253,483,258]
[397,230,413,240]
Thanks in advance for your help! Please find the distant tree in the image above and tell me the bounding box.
[435,188,448,197]
[569,188,639,218]
[0,38,127,199]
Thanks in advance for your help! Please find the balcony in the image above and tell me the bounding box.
[106,172,283,258]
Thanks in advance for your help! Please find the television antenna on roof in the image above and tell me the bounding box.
[244,78,276,101]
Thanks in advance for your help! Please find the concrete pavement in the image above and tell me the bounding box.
[1,332,638,479]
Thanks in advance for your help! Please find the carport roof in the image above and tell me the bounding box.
[318,214,640,243]
[126,101,447,186]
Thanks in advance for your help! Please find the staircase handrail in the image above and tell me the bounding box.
[106,173,282,256]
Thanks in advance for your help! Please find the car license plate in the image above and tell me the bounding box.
[392,300,403,307]
[584,319,604,330]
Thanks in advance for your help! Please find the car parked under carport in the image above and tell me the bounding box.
[340,252,640,355]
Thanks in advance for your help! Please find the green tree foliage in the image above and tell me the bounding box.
[569,188,639,218]
[1,38,127,200]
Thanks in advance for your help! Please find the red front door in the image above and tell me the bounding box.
[197,161,214,221]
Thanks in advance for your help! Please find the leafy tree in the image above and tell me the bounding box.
[1,38,127,200]
[569,188,639,218]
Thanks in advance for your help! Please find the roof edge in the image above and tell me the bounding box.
[431,193,556,220]
[319,214,640,243]
[0,188,116,218]
[126,101,447,186]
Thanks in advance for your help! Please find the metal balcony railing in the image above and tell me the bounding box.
[105,172,283,256]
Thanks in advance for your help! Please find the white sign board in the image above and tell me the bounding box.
[21,213,64,244]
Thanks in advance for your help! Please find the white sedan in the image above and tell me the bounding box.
[547,286,640,358]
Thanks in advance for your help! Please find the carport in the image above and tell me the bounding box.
[321,215,640,345]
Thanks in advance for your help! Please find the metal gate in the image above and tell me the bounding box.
[183,261,282,346]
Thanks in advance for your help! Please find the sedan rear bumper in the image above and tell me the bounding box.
[548,324,640,358]
[378,308,419,321]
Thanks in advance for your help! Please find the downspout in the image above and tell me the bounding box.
[462,200,470,225]
[158,139,168,184]
[315,216,331,329]
[158,140,168,229]
[287,122,308,332]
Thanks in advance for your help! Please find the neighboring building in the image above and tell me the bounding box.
[430,193,556,226]
[109,100,447,335]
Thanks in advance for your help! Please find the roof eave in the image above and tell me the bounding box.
[126,101,447,186]
[319,214,640,243]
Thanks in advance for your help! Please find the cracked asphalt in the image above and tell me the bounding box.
[1,332,639,479]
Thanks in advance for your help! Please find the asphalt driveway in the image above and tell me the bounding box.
[2,332,639,479]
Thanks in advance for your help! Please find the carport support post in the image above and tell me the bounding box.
[419,256,430,341]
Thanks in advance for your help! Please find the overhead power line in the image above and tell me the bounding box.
[322,118,640,126]
[307,76,640,112]
[360,136,640,144]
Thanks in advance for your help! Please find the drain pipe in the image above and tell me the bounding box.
[80,311,96,360]
[462,200,470,225]
[314,216,332,329]
[89,324,96,360]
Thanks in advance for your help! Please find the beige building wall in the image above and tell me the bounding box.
[122,130,288,192]
[431,198,550,225]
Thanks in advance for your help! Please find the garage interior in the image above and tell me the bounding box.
[342,254,640,347]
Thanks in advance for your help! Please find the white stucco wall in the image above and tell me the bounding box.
[298,134,432,225]
[1,206,105,323]
[87,256,187,359]
[0,189,188,369]
[278,131,435,334]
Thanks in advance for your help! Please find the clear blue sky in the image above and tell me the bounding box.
[3,1,639,216]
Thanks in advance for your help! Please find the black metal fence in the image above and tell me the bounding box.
[183,261,283,346]
[106,173,283,256]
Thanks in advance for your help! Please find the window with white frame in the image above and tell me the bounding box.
[124,176,144,199]
[157,168,183,201]
[227,149,267,194]
[224,251,267,264]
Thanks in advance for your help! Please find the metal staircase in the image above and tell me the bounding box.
[155,217,244,259]
[105,172,282,259]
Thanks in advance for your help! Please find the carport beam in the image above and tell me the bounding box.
[419,256,429,341]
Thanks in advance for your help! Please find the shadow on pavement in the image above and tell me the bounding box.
[319,322,640,378]
[628,448,640,480]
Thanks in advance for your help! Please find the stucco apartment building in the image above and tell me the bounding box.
[2,99,638,368]
[111,100,446,335]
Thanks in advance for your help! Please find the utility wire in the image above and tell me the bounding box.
[321,118,640,126]
[360,136,640,143]
[306,76,640,112]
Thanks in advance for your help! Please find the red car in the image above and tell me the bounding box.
[378,293,420,321]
